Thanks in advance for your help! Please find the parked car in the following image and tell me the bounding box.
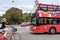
[20,22,30,27]
[18,22,22,24]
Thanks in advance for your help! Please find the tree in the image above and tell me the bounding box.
[0,16,2,21]
[3,7,23,24]
[23,13,31,22]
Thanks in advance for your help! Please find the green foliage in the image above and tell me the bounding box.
[23,13,31,22]
[0,16,2,21]
[3,7,23,24]
[0,7,31,24]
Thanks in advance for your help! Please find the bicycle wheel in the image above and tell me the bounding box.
[10,33,21,40]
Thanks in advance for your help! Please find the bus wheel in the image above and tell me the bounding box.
[49,28,56,34]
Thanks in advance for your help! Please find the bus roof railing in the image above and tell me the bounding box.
[37,3,60,6]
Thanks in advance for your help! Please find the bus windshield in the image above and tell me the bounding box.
[31,17,36,25]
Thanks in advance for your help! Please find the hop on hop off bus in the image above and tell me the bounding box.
[30,4,60,34]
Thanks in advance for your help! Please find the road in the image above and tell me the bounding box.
[14,25,60,40]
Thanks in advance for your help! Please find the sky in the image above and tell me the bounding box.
[0,0,60,16]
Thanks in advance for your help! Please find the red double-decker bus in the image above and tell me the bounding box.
[30,3,60,34]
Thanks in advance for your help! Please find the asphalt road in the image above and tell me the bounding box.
[13,25,60,40]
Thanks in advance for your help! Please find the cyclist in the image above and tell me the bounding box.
[0,18,17,38]
[0,18,8,37]
[0,18,12,37]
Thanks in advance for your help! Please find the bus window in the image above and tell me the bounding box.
[38,18,60,24]
[31,17,36,25]
[38,7,47,11]
[53,18,57,24]
[53,21,57,24]
[57,18,60,24]
[44,18,47,24]
[48,18,53,24]
[39,18,43,24]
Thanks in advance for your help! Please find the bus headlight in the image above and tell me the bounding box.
[33,27,36,29]
[44,26,47,29]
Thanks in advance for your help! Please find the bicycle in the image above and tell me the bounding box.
[0,26,21,40]
[10,31,21,40]
[0,30,8,40]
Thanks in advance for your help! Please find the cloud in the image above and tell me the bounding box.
[0,12,5,16]
[39,0,60,4]
[22,5,34,10]
[0,4,34,16]
[21,5,34,13]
